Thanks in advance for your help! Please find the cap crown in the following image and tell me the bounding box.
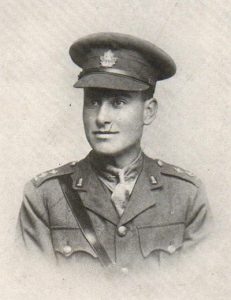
[69,32,176,91]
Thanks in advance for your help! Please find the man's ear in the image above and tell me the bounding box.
[143,98,158,125]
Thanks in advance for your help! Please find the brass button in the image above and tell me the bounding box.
[167,245,176,254]
[38,172,48,178]
[157,160,163,167]
[49,169,58,174]
[186,170,195,177]
[121,267,128,274]
[117,226,128,237]
[63,245,72,256]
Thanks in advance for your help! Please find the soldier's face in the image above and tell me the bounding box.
[83,88,156,157]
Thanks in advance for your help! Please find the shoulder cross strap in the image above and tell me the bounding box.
[58,175,112,267]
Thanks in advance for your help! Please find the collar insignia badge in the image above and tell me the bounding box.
[100,50,118,67]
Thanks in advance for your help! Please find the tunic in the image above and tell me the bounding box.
[17,153,212,271]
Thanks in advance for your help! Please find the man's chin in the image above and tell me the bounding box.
[92,148,120,157]
[90,144,125,157]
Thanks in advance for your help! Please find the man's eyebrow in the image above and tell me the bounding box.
[110,92,132,98]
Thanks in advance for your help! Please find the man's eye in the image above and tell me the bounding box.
[112,98,126,107]
[86,99,99,107]
[91,100,99,106]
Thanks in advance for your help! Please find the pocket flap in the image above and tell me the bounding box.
[51,228,97,258]
[138,223,184,257]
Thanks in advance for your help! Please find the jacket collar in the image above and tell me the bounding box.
[118,154,163,226]
[70,153,163,226]
[70,154,119,225]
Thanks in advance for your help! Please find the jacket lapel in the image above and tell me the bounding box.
[70,155,119,225]
[119,155,163,226]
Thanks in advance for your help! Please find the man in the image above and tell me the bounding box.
[17,32,211,271]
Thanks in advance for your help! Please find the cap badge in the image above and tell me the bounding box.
[100,50,118,67]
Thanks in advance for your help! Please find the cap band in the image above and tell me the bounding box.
[78,67,156,86]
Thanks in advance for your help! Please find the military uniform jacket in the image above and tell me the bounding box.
[17,153,211,270]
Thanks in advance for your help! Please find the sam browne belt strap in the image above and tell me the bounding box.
[58,175,112,267]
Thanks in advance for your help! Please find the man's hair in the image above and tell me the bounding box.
[142,86,155,100]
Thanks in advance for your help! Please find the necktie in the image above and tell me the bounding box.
[111,169,130,217]
[89,150,143,216]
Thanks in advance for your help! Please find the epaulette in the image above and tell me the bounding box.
[32,160,78,187]
[156,159,200,187]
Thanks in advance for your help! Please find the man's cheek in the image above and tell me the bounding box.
[127,120,142,130]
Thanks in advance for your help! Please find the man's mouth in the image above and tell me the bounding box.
[93,131,119,135]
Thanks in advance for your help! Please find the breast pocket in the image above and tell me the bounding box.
[138,223,185,257]
[51,228,98,259]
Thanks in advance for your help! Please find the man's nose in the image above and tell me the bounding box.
[96,102,111,126]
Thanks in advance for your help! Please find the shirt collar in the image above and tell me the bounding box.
[89,150,144,185]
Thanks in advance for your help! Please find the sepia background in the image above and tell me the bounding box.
[0,0,230,299]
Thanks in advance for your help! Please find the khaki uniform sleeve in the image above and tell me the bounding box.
[183,181,213,251]
[16,181,55,259]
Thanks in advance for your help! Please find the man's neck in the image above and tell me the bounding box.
[92,145,142,169]
[110,147,142,169]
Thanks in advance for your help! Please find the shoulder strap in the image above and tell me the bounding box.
[58,175,113,267]
[158,160,200,187]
